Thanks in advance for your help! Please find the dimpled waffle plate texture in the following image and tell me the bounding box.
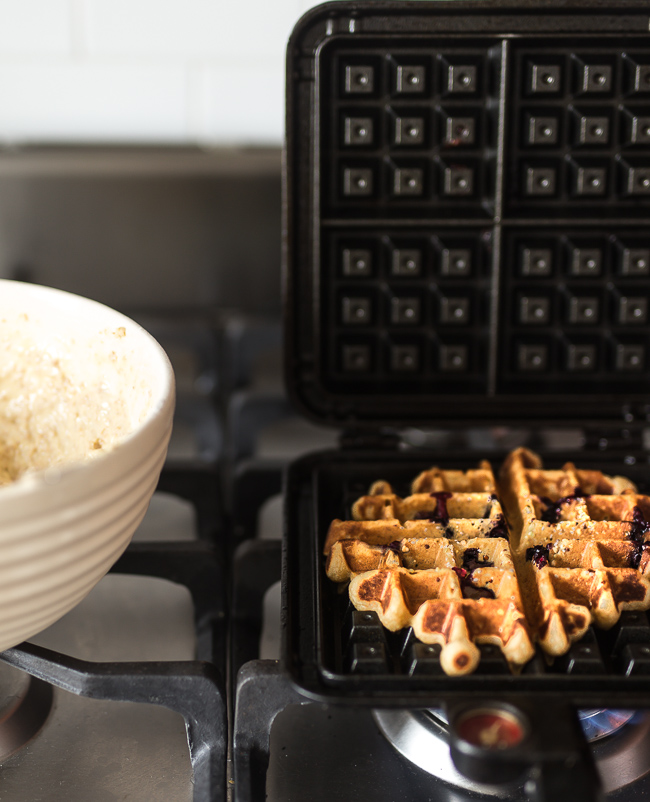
[320,37,650,397]
[324,462,535,675]
[286,8,650,428]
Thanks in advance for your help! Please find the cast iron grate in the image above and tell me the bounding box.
[0,461,227,802]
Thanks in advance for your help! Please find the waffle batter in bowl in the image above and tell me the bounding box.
[0,279,174,652]
[0,324,132,486]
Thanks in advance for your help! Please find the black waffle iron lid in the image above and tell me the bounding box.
[283,0,650,429]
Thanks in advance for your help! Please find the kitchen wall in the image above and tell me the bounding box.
[0,1,442,314]
[0,0,328,145]
[0,149,283,312]
[0,0,337,311]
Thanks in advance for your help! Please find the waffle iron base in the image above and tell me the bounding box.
[284,447,650,706]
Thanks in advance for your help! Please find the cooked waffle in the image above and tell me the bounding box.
[500,447,644,555]
[500,448,650,656]
[325,463,534,675]
[347,539,533,675]
[324,462,507,556]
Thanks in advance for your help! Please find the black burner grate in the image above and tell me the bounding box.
[0,461,228,802]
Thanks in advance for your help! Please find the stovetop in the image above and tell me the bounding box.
[264,706,650,802]
[0,313,226,802]
[241,497,650,802]
[2,312,650,802]
[0,494,197,802]
[226,316,650,802]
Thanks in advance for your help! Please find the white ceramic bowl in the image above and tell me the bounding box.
[0,280,174,652]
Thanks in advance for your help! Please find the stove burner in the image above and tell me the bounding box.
[0,662,52,761]
[372,707,650,796]
[579,709,635,742]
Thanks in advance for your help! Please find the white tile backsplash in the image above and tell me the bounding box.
[85,0,225,58]
[85,0,302,59]
[0,61,188,142]
[190,61,285,144]
[0,0,336,145]
[0,0,72,55]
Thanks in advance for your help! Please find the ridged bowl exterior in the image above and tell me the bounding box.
[0,280,175,652]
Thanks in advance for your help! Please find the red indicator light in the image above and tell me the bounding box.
[456,709,525,750]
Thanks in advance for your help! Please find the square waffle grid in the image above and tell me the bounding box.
[311,35,650,401]
[505,41,650,218]
[499,228,650,393]
[324,462,534,675]
[327,228,492,388]
[311,455,650,684]
[321,41,500,220]
[500,448,650,660]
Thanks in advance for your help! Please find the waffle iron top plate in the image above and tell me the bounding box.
[284,0,650,428]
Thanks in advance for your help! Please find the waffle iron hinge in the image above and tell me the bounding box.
[582,405,650,459]
[339,428,401,451]
[582,426,648,455]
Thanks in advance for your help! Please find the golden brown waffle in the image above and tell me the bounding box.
[500,448,650,656]
[500,447,645,555]
[516,539,650,656]
[324,462,507,555]
[347,538,533,675]
[325,463,534,675]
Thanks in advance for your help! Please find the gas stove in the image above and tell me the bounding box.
[231,481,650,802]
[230,428,650,802]
[0,478,226,802]
[1,309,650,802]
[227,318,650,802]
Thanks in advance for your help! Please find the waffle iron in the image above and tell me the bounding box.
[281,2,650,797]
